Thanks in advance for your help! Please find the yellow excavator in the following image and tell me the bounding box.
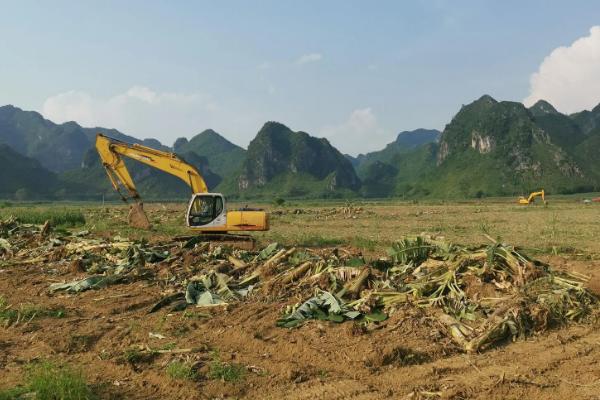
[518,190,546,205]
[95,134,269,237]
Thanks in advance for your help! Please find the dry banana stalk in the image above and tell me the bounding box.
[344,267,371,298]
[281,261,313,284]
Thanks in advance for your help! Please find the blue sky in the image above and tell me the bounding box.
[1,1,599,154]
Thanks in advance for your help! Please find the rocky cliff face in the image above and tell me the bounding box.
[432,95,589,195]
[438,95,554,164]
[238,122,360,192]
[0,105,154,173]
[470,131,495,154]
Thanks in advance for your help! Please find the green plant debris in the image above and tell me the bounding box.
[277,290,362,328]
[49,275,124,293]
[1,215,598,354]
[297,235,345,248]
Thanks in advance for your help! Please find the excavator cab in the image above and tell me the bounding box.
[185,193,269,232]
[186,193,226,229]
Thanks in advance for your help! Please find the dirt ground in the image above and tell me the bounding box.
[1,252,600,399]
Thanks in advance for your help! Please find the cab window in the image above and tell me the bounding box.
[189,196,223,226]
[215,196,223,215]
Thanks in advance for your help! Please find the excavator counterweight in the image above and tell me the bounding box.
[95,134,269,236]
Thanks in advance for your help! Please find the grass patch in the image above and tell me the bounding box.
[0,297,65,326]
[350,236,377,251]
[1,208,85,227]
[296,234,344,248]
[166,361,197,381]
[0,361,94,400]
[208,351,245,383]
[181,310,210,320]
[0,386,28,400]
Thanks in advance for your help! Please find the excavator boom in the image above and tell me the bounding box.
[96,134,208,197]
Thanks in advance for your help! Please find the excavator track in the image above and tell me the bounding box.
[174,233,257,250]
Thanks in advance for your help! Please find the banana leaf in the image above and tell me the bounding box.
[388,237,435,265]
[277,290,362,328]
[259,243,279,260]
[49,275,122,293]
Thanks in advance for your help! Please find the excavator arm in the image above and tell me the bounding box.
[528,190,544,203]
[518,190,546,205]
[95,133,269,234]
[96,134,208,197]
[96,134,208,228]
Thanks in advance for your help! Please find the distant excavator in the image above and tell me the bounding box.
[95,134,269,238]
[518,190,546,205]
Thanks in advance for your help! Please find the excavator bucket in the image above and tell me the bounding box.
[128,203,152,229]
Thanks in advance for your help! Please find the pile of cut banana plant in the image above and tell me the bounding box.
[276,235,597,352]
[2,216,597,352]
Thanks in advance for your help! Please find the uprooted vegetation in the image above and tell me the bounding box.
[0,216,597,354]
[2,205,600,399]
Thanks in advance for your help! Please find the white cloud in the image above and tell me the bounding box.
[320,107,390,155]
[524,26,600,113]
[41,86,221,146]
[296,53,323,65]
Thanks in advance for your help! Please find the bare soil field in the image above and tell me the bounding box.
[1,199,600,399]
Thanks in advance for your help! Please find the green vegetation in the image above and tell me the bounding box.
[174,129,247,180]
[166,361,198,381]
[4,97,600,201]
[0,297,66,326]
[208,352,246,382]
[360,95,600,198]
[237,121,360,196]
[0,144,62,200]
[296,234,345,248]
[350,236,378,251]
[123,349,145,364]
[0,105,141,173]
[0,208,85,227]
[355,128,440,175]
[0,387,28,400]
[0,361,94,400]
